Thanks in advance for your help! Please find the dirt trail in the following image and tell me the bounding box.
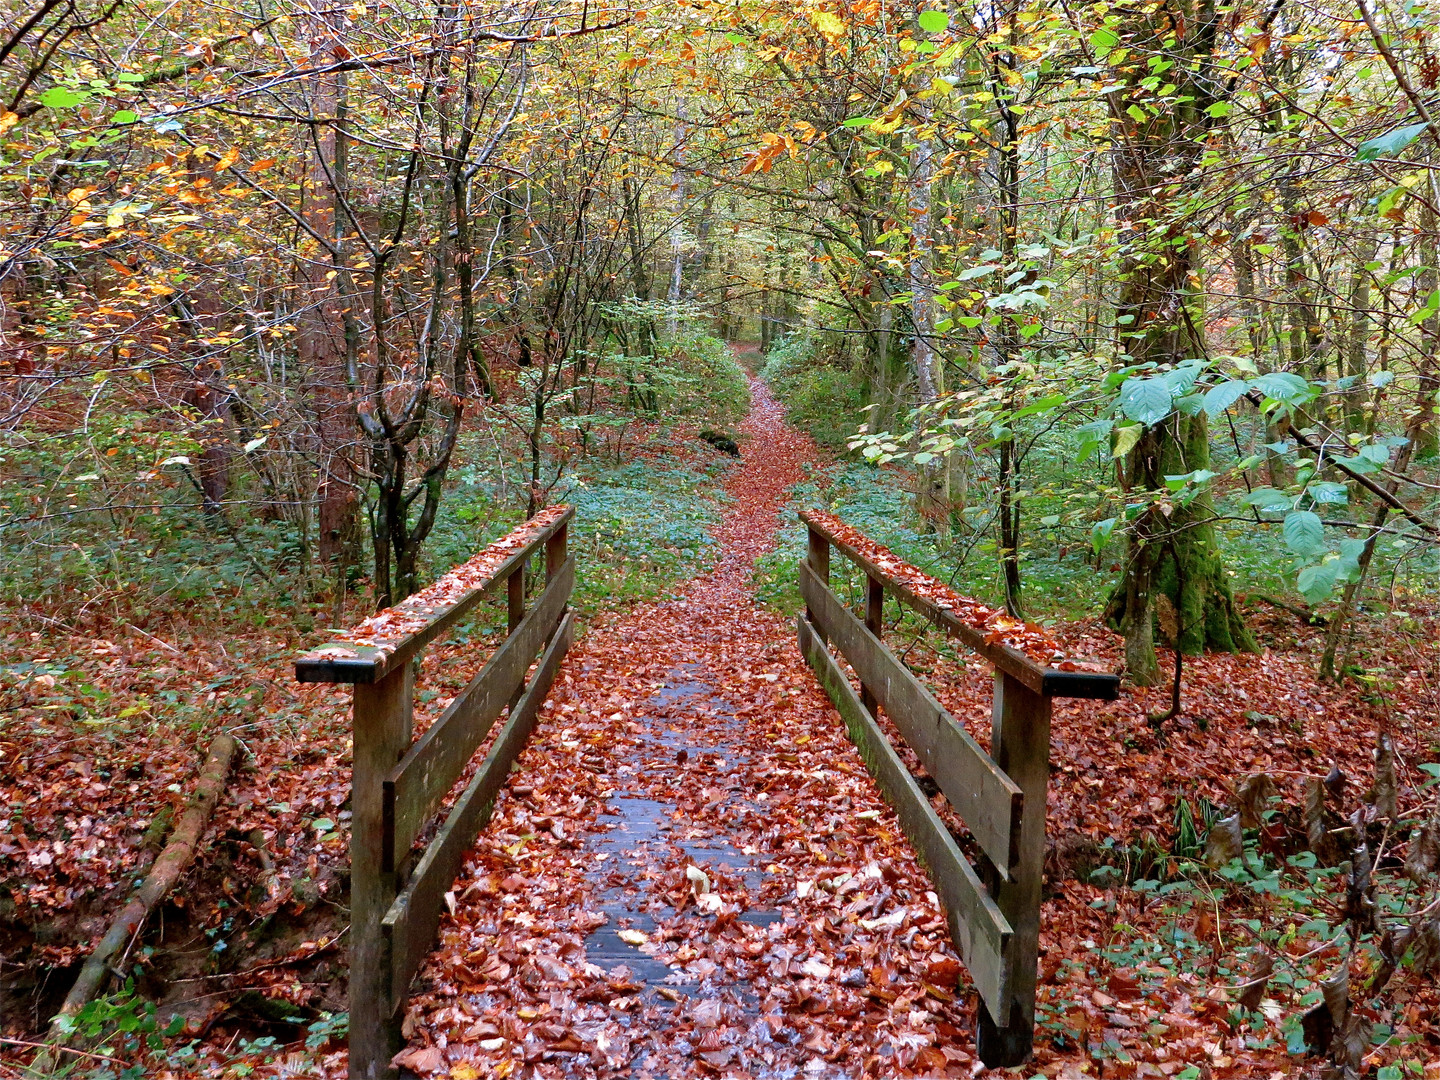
[397,379,977,1078]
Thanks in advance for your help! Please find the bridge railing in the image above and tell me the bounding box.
[796,509,1118,1068]
[296,506,574,1079]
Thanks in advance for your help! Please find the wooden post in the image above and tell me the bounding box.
[545,522,568,583]
[350,663,413,1079]
[508,561,526,634]
[860,573,884,715]
[976,671,1052,1068]
[507,562,527,709]
[806,525,830,642]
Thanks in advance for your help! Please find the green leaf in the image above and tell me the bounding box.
[1089,27,1120,56]
[1368,369,1395,389]
[1174,392,1206,415]
[1306,481,1348,505]
[958,263,1000,280]
[1118,377,1173,426]
[1203,379,1250,416]
[1358,442,1391,465]
[1165,469,1217,492]
[1356,122,1428,162]
[1075,419,1112,462]
[842,116,876,127]
[723,31,746,45]
[112,109,138,125]
[1205,101,1232,118]
[1160,362,1204,395]
[1297,560,1340,603]
[1337,453,1381,475]
[1012,393,1065,420]
[1126,103,1147,124]
[1283,510,1325,555]
[1092,517,1117,553]
[40,86,89,109]
[1252,371,1313,404]
[917,10,949,32]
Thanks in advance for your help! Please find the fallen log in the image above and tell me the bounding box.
[1244,592,1328,627]
[38,732,239,1066]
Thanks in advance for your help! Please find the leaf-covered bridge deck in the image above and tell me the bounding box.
[357,379,1127,1079]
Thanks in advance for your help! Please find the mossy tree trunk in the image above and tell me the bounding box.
[1104,413,1258,677]
[1102,0,1258,684]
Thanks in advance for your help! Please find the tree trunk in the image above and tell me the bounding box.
[1344,235,1379,436]
[909,131,949,539]
[1103,0,1256,683]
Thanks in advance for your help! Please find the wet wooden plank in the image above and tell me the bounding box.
[797,614,1012,1022]
[296,507,574,685]
[382,559,573,871]
[798,510,1118,700]
[800,562,1021,876]
[383,611,575,1014]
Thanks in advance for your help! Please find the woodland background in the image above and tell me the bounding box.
[2,0,1440,1077]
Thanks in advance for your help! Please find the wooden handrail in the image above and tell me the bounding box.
[382,558,575,871]
[800,562,1022,875]
[294,509,575,1080]
[799,508,1118,700]
[295,505,574,685]
[796,508,1122,1070]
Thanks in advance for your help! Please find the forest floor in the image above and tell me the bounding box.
[3,371,1439,1079]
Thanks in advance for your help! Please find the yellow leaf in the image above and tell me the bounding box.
[450,1065,480,1080]
[0,111,18,134]
[216,146,241,170]
[809,10,847,44]
[251,157,276,171]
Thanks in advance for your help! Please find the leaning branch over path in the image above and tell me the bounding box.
[41,733,239,1054]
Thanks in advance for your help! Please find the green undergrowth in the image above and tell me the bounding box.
[759,332,866,450]
[750,455,1432,641]
[433,438,730,619]
[753,463,1116,625]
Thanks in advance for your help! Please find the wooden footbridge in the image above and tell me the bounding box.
[295,506,1117,1077]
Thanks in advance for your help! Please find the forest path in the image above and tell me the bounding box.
[397,375,976,1079]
